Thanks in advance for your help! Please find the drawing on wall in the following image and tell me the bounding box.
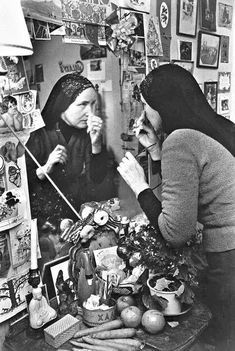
[33,20,51,40]
[204,81,218,112]
[218,3,233,29]
[0,57,29,96]
[8,221,31,268]
[0,270,30,323]
[144,14,163,57]
[218,94,230,116]
[218,72,231,93]
[220,35,229,63]
[199,0,216,31]
[179,40,192,61]
[21,0,62,23]
[196,31,220,69]
[0,231,10,279]
[177,0,198,37]
[61,0,107,25]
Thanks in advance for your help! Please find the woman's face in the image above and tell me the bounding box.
[63,87,97,129]
[141,95,162,133]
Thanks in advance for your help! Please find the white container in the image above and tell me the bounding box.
[147,277,182,316]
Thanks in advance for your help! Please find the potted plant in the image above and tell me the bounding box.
[117,223,207,315]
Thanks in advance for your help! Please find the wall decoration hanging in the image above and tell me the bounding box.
[128,38,146,71]
[156,0,171,62]
[218,93,230,116]
[196,31,221,69]
[147,57,159,73]
[177,0,198,37]
[61,0,107,25]
[204,81,218,112]
[0,270,30,323]
[111,0,150,13]
[220,35,229,63]
[218,72,231,93]
[33,20,51,40]
[21,0,63,23]
[171,60,194,74]
[8,220,31,268]
[87,59,106,81]
[144,14,163,57]
[199,0,216,31]
[218,3,233,29]
[80,45,107,60]
[178,40,192,61]
[0,57,29,96]
[15,90,37,115]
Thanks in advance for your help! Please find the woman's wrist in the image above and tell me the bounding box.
[134,182,150,198]
[92,142,102,154]
[148,144,161,161]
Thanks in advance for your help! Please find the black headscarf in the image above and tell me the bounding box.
[42,72,94,130]
[140,64,235,156]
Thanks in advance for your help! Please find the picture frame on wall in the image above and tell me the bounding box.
[171,59,194,74]
[218,3,233,29]
[178,40,192,61]
[199,0,216,31]
[218,93,230,116]
[177,0,198,37]
[196,31,221,69]
[204,81,218,112]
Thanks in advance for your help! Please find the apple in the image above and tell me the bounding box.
[141,310,166,334]
[116,295,136,314]
[121,305,142,328]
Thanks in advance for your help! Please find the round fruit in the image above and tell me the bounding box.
[120,305,142,328]
[141,310,166,334]
[116,295,136,313]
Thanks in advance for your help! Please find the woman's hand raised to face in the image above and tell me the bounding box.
[134,112,162,161]
[87,115,103,154]
[117,152,150,197]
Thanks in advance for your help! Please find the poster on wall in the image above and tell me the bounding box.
[218,3,233,29]
[156,0,171,61]
[61,0,107,25]
[63,21,106,46]
[220,35,229,63]
[111,0,150,13]
[218,72,231,93]
[144,14,163,57]
[0,57,29,96]
[21,0,63,23]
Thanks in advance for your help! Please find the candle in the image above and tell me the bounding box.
[30,219,38,270]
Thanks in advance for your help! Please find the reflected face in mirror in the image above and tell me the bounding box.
[141,95,162,133]
[63,87,98,129]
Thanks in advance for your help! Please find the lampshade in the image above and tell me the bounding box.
[0,0,33,56]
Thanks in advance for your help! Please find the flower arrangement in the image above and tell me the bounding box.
[117,223,207,306]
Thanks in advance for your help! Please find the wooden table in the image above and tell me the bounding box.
[3,301,211,351]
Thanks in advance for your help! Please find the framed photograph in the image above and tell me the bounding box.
[177,0,198,37]
[171,60,194,74]
[196,31,221,69]
[218,93,230,116]
[218,3,233,29]
[178,40,192,61]
[42,255,69,301]
[204,81,217,112]
[199,0,216,31]
[218,72,231,93]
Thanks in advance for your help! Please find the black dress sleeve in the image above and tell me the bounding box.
[138,188,162,229]
[90,145,108,183]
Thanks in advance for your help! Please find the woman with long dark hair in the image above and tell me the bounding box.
[118,64,235,351]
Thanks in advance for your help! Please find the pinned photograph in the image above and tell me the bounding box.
[179,40,192,61]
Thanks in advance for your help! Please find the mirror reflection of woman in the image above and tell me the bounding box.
[26,73,109,229]
[118,64,235,351]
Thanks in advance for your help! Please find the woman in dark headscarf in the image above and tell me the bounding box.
[118,64,235,351]
[26,73,111,227]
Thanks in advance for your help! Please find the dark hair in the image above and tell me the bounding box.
[140,64,235,156]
